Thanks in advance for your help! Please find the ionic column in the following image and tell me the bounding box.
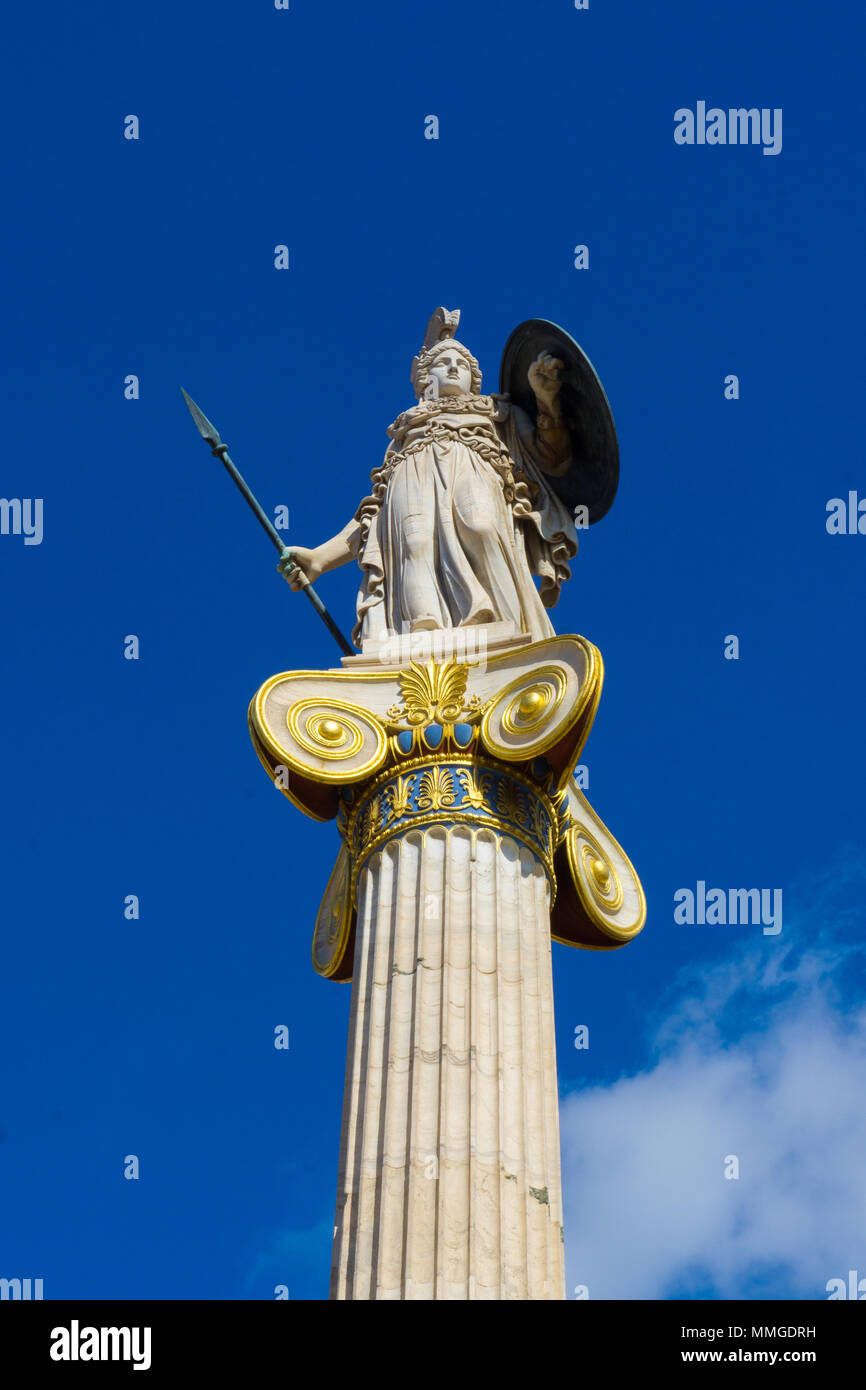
[248,636,646,1303]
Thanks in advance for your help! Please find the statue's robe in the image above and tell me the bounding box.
[351,394,579,649]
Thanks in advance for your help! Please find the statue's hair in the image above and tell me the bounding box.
[411,339,483,399]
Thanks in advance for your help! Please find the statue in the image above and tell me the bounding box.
[280,308,588,650]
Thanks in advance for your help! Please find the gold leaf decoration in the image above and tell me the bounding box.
[391,658,473,727]
[416,766,457,812]
[495,778,529,829]
[530,798,550,849]
[367,794,385,839]
[382,774,417,821]
[455,768,486,809]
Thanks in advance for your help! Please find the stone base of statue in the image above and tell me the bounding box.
[249,627,645,1299]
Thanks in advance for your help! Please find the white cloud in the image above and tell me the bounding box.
[561,887,866,1299]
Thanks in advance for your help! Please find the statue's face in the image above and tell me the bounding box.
[428,349,473,397]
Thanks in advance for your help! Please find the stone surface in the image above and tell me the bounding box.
[331,825,564,1300]
[249,635,646,1299]
[281,307,581,651]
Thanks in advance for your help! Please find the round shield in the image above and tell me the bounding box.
[499,319,619,524]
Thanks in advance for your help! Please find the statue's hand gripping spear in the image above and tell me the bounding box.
[180,389,354,656]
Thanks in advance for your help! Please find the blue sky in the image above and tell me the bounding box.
[1,0,864,1299]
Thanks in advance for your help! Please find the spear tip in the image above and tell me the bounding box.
[180,387,222,448]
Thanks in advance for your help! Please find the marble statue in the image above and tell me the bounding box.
[280,308,582,650]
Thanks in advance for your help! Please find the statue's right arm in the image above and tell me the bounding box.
[279,519,361,591]
[317,519,362,573]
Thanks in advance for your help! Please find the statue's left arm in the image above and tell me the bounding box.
[494,351,580,607]
[526,351,571,477]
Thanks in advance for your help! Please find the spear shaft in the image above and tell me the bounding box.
[181,389,354,656]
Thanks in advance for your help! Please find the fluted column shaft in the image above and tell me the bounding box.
[330,824,565,1300]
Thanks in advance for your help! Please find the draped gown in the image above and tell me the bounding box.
[350,393,579,650]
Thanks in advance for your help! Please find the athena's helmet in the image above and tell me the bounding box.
[410,307,483,400]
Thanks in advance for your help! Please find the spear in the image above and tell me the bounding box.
[180,389,354,656]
